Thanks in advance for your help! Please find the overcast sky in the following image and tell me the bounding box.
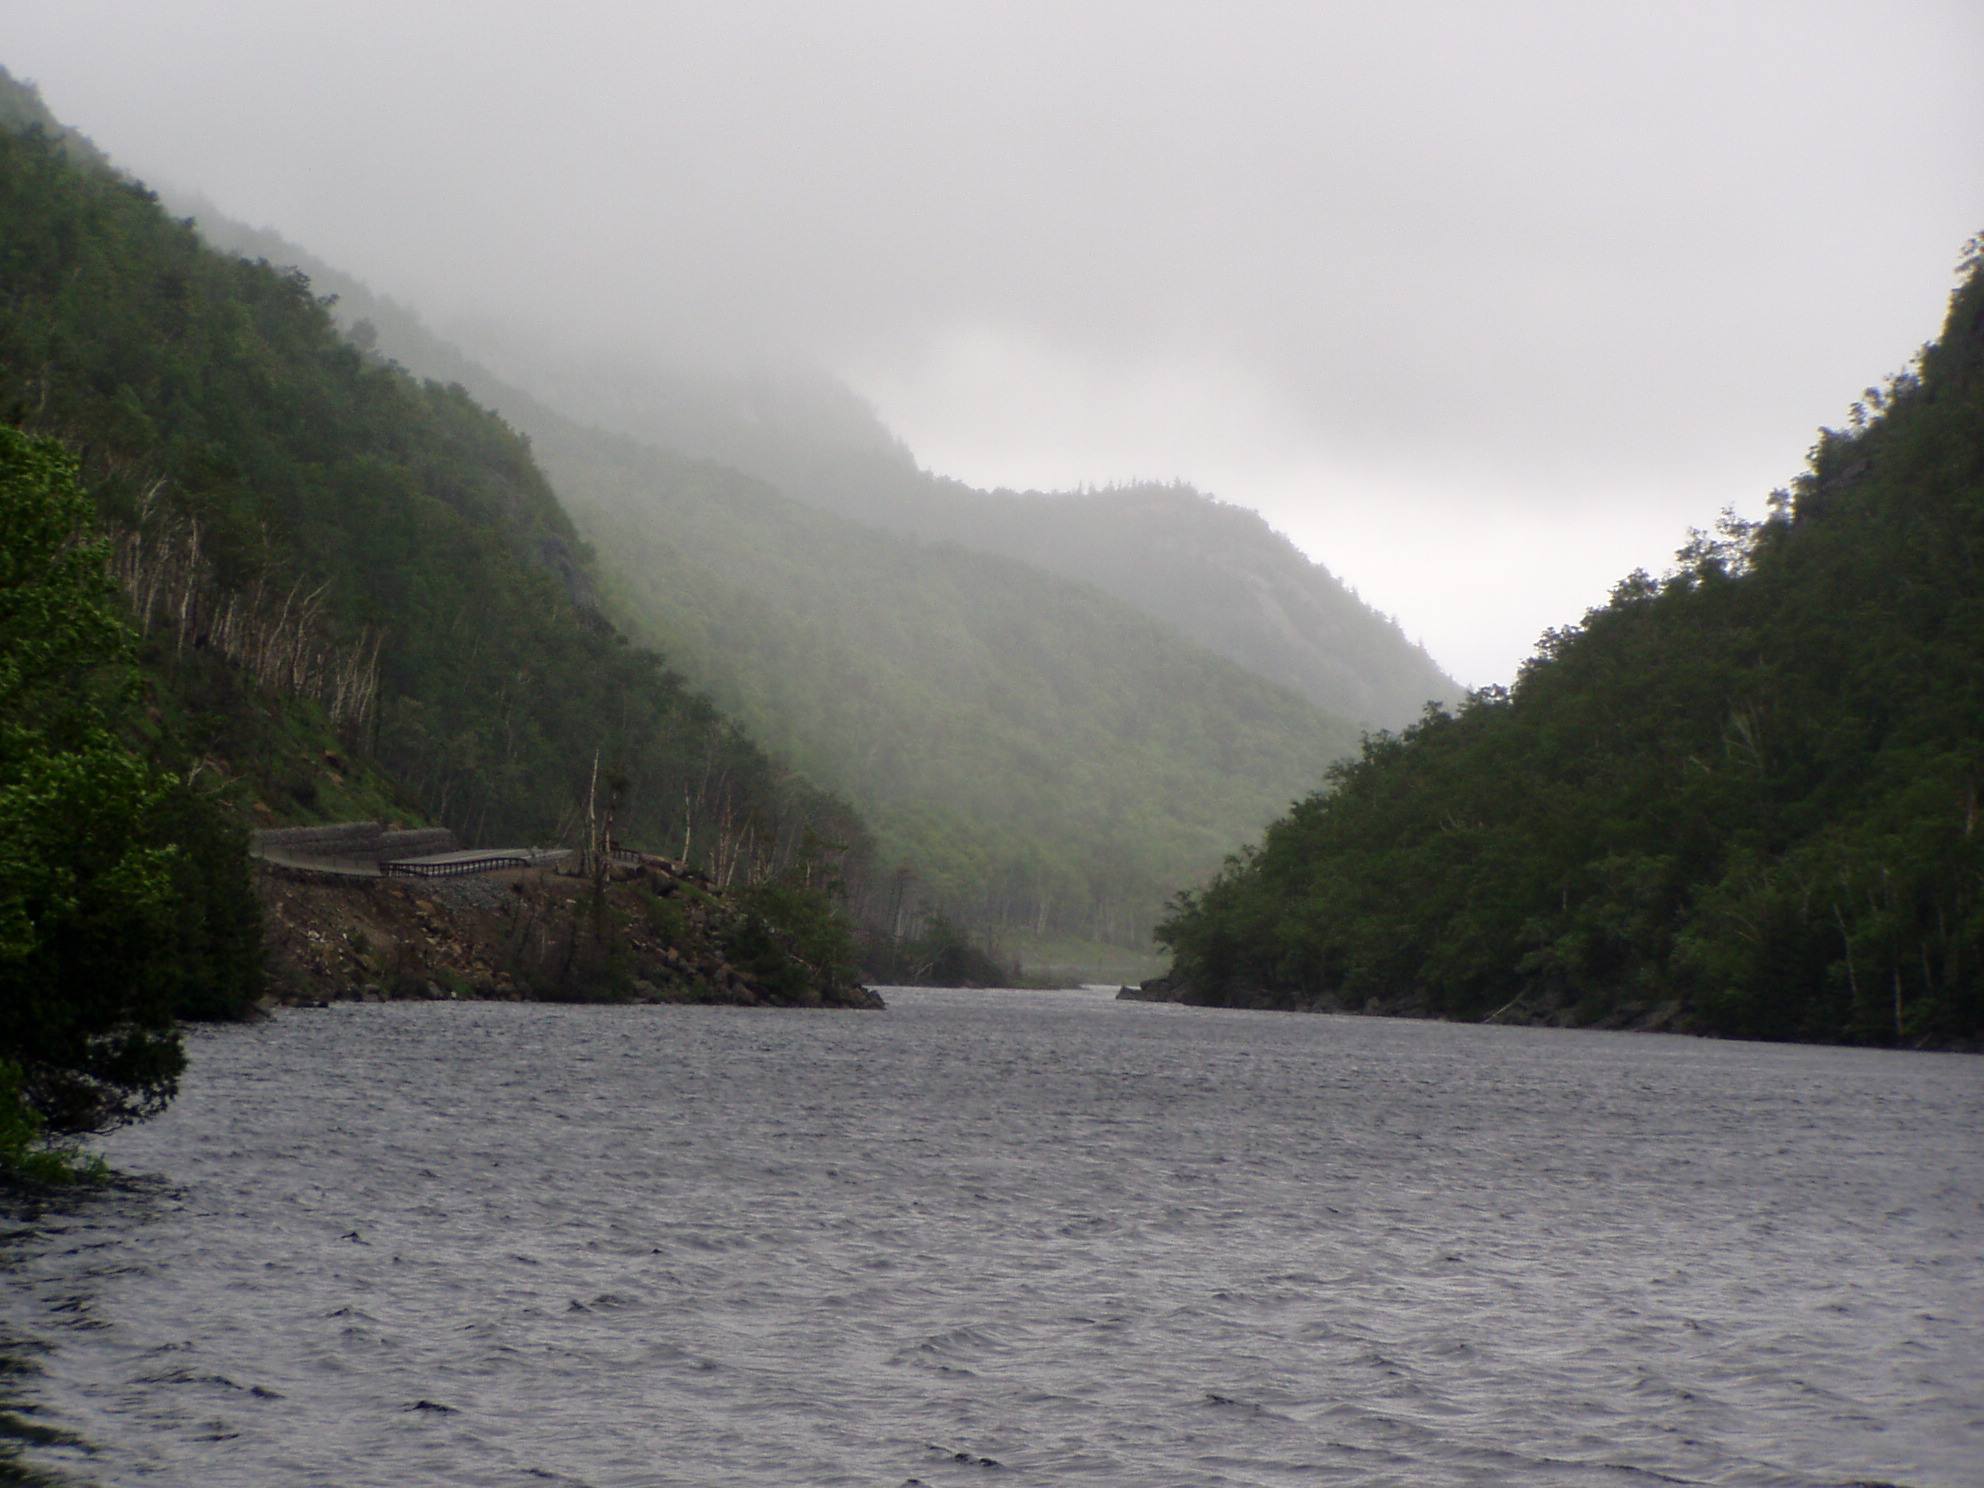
[12,1,1982,685]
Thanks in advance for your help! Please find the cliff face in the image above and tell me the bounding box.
[257,855,882,1011]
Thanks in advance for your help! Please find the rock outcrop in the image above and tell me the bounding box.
[256,853,882,1011]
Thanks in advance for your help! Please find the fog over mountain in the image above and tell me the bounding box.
[12,0,1980,683]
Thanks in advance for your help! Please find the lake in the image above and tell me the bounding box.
[3,989,1978,1486]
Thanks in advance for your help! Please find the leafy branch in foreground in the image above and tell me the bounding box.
[0,427,184,1165]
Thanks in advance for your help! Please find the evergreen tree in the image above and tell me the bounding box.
[1157,241,1984,1046]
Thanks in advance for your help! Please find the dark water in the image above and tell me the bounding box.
[3,990,1979,1487]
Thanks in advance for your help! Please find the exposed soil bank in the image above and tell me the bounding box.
[257,855,882,1011]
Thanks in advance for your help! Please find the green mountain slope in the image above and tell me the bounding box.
[0,79,860,892]
[168,204,1365,948]
[459,344,1459,730]
[1153,240,1984,1046]
[909,478,1457,728]
[539,423,1357,944]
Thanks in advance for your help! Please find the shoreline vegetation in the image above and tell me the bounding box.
[1115,976,1979,1052]
[0,76,891,1186]
[1144,239,1984,1054]
[2,63,1978,1212]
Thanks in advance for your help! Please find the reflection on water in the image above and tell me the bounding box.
[3,990,1979,1486]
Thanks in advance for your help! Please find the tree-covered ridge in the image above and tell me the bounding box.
[913,477,1457,729]
[456,343,1458,732]
[164,201,1367,948]
[543,420,1357,946]
[0,105,862,891]
[1156,242,1984,1045]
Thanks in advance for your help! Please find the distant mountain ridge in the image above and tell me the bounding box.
[172,191,1453,738]
[913,478,1457,728]
[537,418,1359,945]
[449,333,1459,732]
[165,206,1378,947]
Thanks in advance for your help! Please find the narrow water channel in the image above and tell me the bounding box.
[4,990,1978,1486]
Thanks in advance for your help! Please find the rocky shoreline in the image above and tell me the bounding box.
[1118,974,1689,1033]
[1120,975,1984,1050]
[256,853,883,1012]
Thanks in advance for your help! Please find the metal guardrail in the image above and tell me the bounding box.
[383,848,574,879]
[255,836,577,883]
[382,854,532,879]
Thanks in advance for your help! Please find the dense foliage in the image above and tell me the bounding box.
[0,427,247,1160]
[0,73,876,1149]
[439,338,1457,729]
[857,913,1017,989]
[721,876,865,1004]
[547,424,1355,946]
[169,212,1383,949]
[0,103,863,894]
[1158,245,1984,1045]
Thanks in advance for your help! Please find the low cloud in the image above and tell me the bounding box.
[12,0,1982,680]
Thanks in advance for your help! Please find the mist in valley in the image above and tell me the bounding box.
[12,0,1981,687]
[7,2,1984,962]
[4,17,1982,1482]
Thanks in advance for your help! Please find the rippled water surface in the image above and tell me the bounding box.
[3,990,1980,1486]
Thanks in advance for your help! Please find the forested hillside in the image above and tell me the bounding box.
[1,70,899,1168]
[2,425,263,1162]
[1153,242,1984,1046]
[911,478,1457,727]
[175,207,1366,949]
[459,344,1458,730]
[539,423,1355,945]
[0,84,861,893]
